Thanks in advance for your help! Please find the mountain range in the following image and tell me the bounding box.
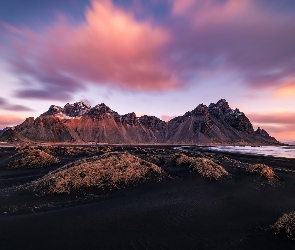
[1,99,278,144]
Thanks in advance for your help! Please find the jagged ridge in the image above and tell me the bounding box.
[9,99,279,144]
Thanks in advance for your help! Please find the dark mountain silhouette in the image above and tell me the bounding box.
[8,99,279,144]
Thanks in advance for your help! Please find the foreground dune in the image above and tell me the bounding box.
[5,147,59,169]
[31,152,165,195]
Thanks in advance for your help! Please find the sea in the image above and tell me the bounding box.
[175,145,295,158]
[204,145,295,158]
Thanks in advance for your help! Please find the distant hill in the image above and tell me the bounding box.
[10,99,279,145]
[0,129,32,143]
[0,127,12,136]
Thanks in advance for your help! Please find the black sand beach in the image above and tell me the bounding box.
[0,145,295,250]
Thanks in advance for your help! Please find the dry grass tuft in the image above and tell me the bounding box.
[190,157,229,180]
[134,148,178,165]
[31,152,165,195]
[271,212,295,240]
[174,153,192,165]
[40,146,102,157]
[173,153,228,180]
[143,154,163,165]
[16,145,111,157]
[6,148,59,169]
[247,164,276,180]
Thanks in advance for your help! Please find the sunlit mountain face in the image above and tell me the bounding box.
[0,0,295,141]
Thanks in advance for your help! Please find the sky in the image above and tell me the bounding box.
[0,0,295,141]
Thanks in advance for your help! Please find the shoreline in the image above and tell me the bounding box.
[0,141,289,147]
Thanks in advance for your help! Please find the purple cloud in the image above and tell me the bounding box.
[167,0,295,88]
[0,97,6,106]
[4,104,34,111]
[0,97,34,111]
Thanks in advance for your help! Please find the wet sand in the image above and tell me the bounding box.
[0,145,295,249]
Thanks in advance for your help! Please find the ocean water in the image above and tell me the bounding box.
[204,145,295,158]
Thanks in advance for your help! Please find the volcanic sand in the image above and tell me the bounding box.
[0,145,295,249]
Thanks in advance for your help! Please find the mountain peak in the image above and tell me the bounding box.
[192,104,209,116]
[209,99,230,118]
[255,127,278,143]
[63,102,91,117]
[86,103,118,120]
[41,105,63,116]
[216,98,228,105]
[255,127,269,137]
[213,99,230,111]
[91,103,113,112]
[75,101,91,109]
[94,103,107,109]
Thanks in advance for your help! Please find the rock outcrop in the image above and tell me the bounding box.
[209,99,254,134]
[12,99,279,144]
[255,127,278,143]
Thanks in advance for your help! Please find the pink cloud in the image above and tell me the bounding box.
[248,112,295,125]
[241,94,260,100]
[248,112,295,141]
[0,97,33,111]
[172,0,195,15]
[3,0,179,100]
[172,0,251,19]
[0,115,25,129]
[274,79,295,98]
[255,124,295,142]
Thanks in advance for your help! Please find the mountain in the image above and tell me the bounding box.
[15,102,167,144]
[166,99,278,144]
[11,99,279,144]
[0,127,13,136]
[0,129,32,143]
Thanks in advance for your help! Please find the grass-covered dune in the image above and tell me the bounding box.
[32,152,165,195]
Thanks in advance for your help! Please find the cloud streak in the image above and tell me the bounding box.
[0,97,33,111]
[274,79,295,98]
[168,0,295,89]
[248,112,295,125]
[248,112,295,141]
[0,115,25,129]
[256,124,295,142]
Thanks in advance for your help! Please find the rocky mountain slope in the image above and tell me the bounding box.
[0,127,12,136]
[166,99,278,144]
[0,129,32,143]
[7,99,279,144]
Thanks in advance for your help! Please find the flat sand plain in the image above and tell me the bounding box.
[0,145,295,250]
